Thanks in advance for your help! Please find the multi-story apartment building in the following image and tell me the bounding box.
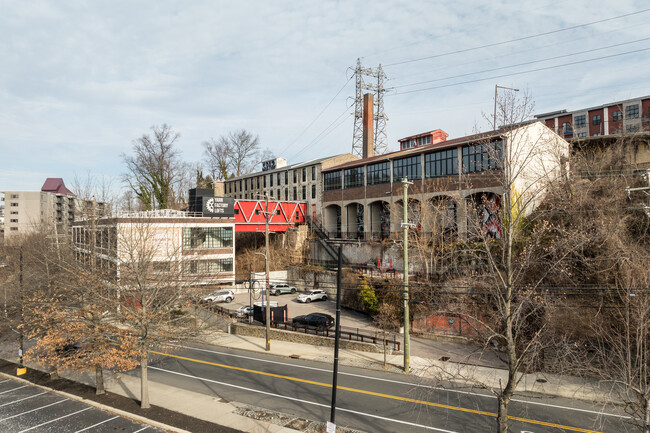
[0,178,109,242]
[72,209,236,287]
[220,154,358,222]
[535,95,650,139]
[320,122,569,241]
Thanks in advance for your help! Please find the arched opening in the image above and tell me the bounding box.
[345,202,365,240]
[429,196,457,239]
[324,205,342,238]
[368,200,390,240]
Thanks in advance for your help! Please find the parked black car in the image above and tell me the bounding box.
[292,313,335,330]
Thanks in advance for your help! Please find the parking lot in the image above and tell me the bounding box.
[0,376,163,433]
[221,290,378,331]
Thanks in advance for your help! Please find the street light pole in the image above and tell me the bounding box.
[264,193,271,351]
[493,85,519,129]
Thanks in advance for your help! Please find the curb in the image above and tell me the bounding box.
[0,371,193,433]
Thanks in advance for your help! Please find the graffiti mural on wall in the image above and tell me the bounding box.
[356,203,364,238]
[480,194,502,239]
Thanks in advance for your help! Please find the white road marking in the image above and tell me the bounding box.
[133,426,150,432]
[0,392,47,408]
[18,407,91,432]
[0,380,11,384]
[150,366,458,433]
[0,399,66,422]
[74,415,120,432]
[167,343,629,420]
[0,385,28,395]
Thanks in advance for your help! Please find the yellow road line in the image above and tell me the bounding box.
[150,350,602,433]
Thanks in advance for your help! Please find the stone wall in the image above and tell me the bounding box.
[231,322,379,353]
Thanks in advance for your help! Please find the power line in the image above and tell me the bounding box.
[276,77,353,158]
[288,107,353,161]
[388,47,650,96]
[383,8,650,67]
[391,37,650,89]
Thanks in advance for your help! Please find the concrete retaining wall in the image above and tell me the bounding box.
[231,323,380,353]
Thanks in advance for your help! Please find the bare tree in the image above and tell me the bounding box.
[203,129,273,178]
[203,136,231,181]
[116,219,203,408]
[122,124,184,210]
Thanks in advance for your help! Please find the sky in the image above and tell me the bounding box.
[1,0,649,192]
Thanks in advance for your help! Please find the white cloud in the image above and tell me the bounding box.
[1,0,649,190]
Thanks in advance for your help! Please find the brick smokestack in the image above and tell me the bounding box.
[362,93,374,159]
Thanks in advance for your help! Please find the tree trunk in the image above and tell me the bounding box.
[140,352,150,408]
[497,397,509,433]
[95,364,105,395]
[644,397,650,433]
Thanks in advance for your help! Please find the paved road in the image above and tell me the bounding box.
[144,343,632,433]
[0,376,164,433]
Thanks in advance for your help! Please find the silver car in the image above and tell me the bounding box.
[271,283,297,296]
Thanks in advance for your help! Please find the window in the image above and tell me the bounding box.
[10,227,17,231]
[462,140,502,173]
[284,189,288,200]
[10,203,18,207]
[263,176,267,188]
[234,182,237,193]
[293,187,297,201]
[344,166,364,189]
[302,186,306,200]
[244,179,248,191]
[270,174,273,187]
[257,177,260,189]
[10,194,18,199]
[229,183,232,194]
[10,219,17,223]
[401,139,416,150]
[561,122,572,134]
[425,148,458,178]
[366,161,390,185]
[625,104,639,119]
[612,110,622,121]
[183,227,233,249]
[239,180,242,191]
[418,135,431,146]
[10,211,18,215]
[592,115,601,126]
[277,172,281,185]
[323,171,342,191]
[626,124,639,133]
[293,170,297,183]
[612,129,622,134]
[285,171,288,184]
[311,166,316,180]
[577,132,587,138]
[185,258,233,275]
[574,115,586,128]
[277,189,280,198]
[311,184,316,199]
[393,155,421,180]
[302,168,306,182]
[593,132,601,136]
[251,178,255,190]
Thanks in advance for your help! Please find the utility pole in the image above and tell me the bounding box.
[19,247,24,373]
[401,178,413,373]
[329,245,343,428]
[264,193,271,351]
[351,58,389,157]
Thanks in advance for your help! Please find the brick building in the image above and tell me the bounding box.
[535,95,650,139]
[319,122,569,241]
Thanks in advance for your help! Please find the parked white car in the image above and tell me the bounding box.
[202,290,235,303]
[297,290,328,303]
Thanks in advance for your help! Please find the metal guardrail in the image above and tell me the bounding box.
[202,302,401,351]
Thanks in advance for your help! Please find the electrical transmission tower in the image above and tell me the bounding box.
[350,58,388,157]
